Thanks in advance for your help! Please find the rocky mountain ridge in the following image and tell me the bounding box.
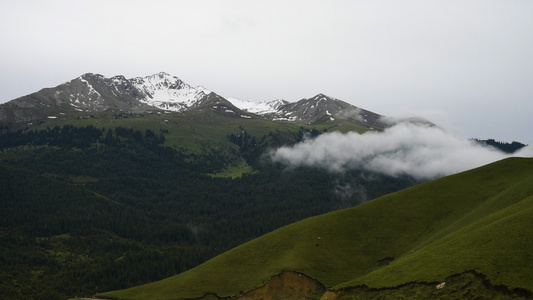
[0,72,384,129]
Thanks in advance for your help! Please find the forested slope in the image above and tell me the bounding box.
[0,121,412,299]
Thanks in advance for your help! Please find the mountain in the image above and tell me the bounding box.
[130,72,211,111]
[0,72,385,129]
[0,72,214,123]
[229,93,385,126]
[270,93,383,125]
[101,157,533,299]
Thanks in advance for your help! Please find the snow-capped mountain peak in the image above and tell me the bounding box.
[130,73,211,112]
[0,72,384,130]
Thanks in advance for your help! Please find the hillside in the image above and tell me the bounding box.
[100,157,533,299]
[0,113,414,299]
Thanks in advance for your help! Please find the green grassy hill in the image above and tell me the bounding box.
[101,157,533,299]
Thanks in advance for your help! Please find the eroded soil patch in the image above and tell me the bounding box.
[237,270,326,300]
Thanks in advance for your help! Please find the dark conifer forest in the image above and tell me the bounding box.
[0,124,415,299]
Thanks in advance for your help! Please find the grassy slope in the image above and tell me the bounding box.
[101,157,533,299]
[22,110,372,178]
[25,110,370,154]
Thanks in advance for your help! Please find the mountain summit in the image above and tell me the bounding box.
[0,72,384,129]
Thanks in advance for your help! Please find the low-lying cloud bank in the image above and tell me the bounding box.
[270,123,533,180]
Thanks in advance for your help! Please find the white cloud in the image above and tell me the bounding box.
[270,123,530,180]
[515,145,533,157]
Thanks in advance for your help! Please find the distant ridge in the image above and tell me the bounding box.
[0,72,386,129]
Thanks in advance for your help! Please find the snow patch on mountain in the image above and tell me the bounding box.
[79,75,103,102]
[131,72,211,112]
[227,97,288,115]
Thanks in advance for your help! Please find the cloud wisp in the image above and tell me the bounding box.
[269,123,532,181]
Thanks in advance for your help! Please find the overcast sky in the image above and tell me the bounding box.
[1,0,532,143]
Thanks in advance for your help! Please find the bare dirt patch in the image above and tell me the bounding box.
[237,270,326,300]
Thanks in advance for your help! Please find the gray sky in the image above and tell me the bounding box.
[1,0,532,143]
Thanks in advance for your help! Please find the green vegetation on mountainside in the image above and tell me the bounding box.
[101,157,533,299]
[19,109,370,156]
[0,116,410,299]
